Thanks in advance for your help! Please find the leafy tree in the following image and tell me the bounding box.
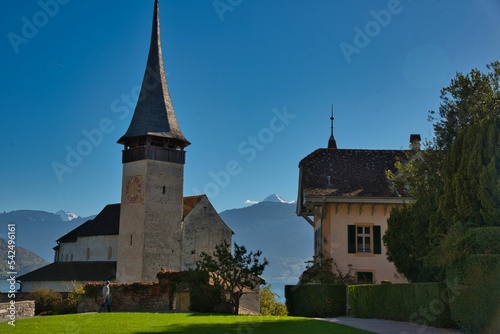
[260,285,288,316]
[196,240,269,314]
[298,253,355,285]
[384,61,500,281]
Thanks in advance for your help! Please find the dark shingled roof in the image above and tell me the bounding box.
[299,148,410,198]
[57,204,120,243]
[18,261,116,282]
[118,0,189,147]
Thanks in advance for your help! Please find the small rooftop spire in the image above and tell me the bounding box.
[328,104,337,149]
[118,0,189,148]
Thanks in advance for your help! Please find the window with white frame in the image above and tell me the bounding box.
[357,226,371,253]
[348,224,382,255]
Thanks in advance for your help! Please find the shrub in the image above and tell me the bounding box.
[348,283,453,328]
[447,254,500,333]
[57,281,85,314]
[31,288,62,315]
[189,284,223,313]
[285,284,346,317]
[260,285,287,316]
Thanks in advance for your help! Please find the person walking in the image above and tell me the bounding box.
[98,280,111,313]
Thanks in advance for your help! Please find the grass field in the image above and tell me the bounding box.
[0,313,374,333]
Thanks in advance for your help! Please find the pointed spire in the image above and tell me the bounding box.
[118,0,190,148]
[328,104,337,149]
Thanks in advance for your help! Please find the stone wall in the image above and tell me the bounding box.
[0,300,35,322]
[78,282,170,313]
[181,195,233,270]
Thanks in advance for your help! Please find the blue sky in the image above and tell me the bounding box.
[1,0,499,217]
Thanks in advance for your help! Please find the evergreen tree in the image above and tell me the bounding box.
[385,61,500,281]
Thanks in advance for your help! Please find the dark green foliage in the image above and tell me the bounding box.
[196,241,269,314]
[299,254,355,285]
[260,285,288,316]
[463,227,500,254]
[189,283,223,313]
[444,229,500,333]
[31,288,62,315]
[285,284,346,318]
[385,61,500,282]
[447,254,500,333]
[157,270,209,310]
[348,283,453,328]
[383,203,442,282]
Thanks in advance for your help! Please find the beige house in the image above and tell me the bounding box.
[18,0,233,293]
[296,121,418,283]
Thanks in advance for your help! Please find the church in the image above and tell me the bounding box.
[18,0,233,292]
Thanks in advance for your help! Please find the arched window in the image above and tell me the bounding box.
[108,246,112,260]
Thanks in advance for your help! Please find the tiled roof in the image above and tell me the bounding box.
[299,148,410,198]
[183,195,205,218]
[17,261,116,282]
[117,0,189,147]
[57,204,120,243]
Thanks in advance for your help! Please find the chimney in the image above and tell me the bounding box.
[410,134,421,150]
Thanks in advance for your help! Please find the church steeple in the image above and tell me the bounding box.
[116,0,188,282]
[118,0,190,151]
[328,104,337,149]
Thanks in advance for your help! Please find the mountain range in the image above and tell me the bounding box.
[219,194,312,282]
[0,210,95,262]
[0,194,313,285]
[0,238,49,278]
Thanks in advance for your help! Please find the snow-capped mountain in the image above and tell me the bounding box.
[262,194,288,203]
[0,210,94,261]
[221,198,312,282]
[246,194,296,205]
[55,210,80,221]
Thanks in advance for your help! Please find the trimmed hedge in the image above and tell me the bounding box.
[348,283,453,328]
[447,254,500,333]
[285,284,346,317]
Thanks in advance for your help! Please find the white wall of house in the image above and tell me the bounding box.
[58,235,118,262]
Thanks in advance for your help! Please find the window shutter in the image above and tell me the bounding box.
[373,225,382,254]
[348,225,356,253]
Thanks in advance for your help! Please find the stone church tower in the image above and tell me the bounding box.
[116,0,190,282]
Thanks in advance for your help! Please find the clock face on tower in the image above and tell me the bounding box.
[125,175,142,203]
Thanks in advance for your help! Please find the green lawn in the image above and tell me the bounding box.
[1,313,374,333]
